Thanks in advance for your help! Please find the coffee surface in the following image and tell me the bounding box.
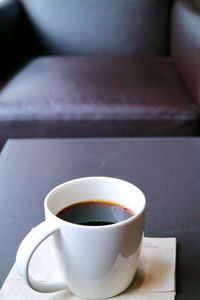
[56,200,134,226]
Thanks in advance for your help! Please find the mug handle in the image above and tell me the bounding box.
[16,221,67,293]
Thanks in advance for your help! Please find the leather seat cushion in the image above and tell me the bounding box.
[0,56,199,138]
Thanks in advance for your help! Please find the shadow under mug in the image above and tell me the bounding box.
[16,176,146,299]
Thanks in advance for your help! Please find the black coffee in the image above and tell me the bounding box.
[56,200,134,226]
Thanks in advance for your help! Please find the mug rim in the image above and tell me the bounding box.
[44,176,146,229]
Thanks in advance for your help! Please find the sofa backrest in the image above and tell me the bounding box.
[20,0,173,56]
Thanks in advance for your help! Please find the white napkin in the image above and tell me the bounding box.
[0,237,176,300]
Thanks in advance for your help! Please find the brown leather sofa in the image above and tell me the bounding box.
[0,0,199,148]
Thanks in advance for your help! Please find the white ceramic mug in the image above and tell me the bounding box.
[16,177,146,299]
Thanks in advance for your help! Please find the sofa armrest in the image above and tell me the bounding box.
[0,0,22,79]
[171,0,200,105]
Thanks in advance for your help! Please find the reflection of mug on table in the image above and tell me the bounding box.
[16,177,146,299]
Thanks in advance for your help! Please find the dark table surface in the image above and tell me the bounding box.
[0,137,200,299]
